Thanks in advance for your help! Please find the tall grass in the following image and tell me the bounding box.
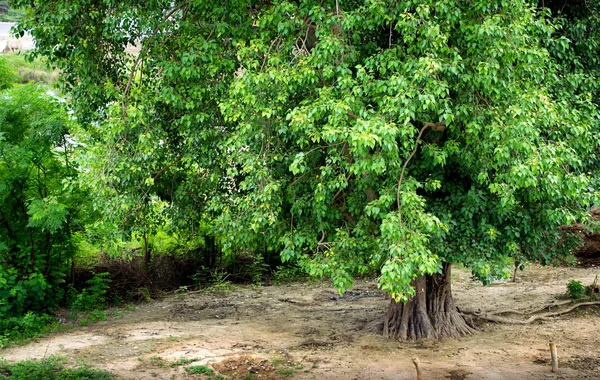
[1,53,60,85]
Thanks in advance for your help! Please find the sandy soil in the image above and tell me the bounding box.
[1,264,600,379]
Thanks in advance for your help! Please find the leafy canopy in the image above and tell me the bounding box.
[13,0,599,300]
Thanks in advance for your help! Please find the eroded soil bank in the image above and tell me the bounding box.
[2,264,599,379]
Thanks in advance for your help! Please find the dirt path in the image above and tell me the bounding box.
[2,264,600,379]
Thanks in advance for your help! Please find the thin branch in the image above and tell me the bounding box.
[150,151,185,184]
[261,37,281,71]
[396,121,446,215]
[396,125,428,211]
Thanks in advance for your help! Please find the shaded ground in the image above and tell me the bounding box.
[576,233,600,268]
[2,265,600,379]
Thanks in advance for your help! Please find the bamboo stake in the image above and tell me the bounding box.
[549,342,559,373]
[589,274,598,298]
[411,356,423,380]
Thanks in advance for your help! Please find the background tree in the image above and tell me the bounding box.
[13,0,599,339]
[0,58,89,333]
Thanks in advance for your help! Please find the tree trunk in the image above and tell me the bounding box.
[379,263,474,340]
[143,234,151,271]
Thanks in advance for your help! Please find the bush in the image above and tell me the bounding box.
[0,356,113,379]
[567,280,586,299]
[0,313,56,348]
[70,272,111,311]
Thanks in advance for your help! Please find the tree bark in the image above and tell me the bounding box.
[143,234,151,271]
[379,263,474,340]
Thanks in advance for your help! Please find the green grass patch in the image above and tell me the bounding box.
[184,365,213,375]
[1,53,60,85]
[169,357,200,367]
[0,6,24,23]
[0,356,113,379]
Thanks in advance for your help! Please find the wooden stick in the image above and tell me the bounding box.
[411,356,423,380]
[589,274,598,298]
[550,342,559,373]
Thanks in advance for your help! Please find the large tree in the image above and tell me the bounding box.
[14,0,599,339]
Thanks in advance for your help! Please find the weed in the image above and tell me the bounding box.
[149,355,167,368]
[0,355,113,379]
[206,281,238,296]
[169,357,200,367]
[277,368,294,376]
[567,280,586,299]
[70,272,111,312]
[273,264,308,285]
[138,286,152,303]
[89,310,107,323]
[249,254,269,284]
[184,365,214,375]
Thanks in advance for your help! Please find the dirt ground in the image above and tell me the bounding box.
[1,264,600,379]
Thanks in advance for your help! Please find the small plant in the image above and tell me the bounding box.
[567,280,586,299]
[70,272,112,311]
[184,365,214,375]
[149,355,167,368]
[277,368,294,376]
[249,254,269,284]
[88,310,107,323]
[169,357,199,367]
[273,264,307,285]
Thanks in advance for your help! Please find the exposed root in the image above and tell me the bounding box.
[461,301,600,324]
[363,317,384,334]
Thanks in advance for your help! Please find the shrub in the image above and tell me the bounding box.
[184,365,213,375]
[70,272,111,311]
[567,280,586,299]
[0,356,113,379]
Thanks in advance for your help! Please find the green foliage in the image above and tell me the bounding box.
[13,0,599,304]
[148,356,167,369]
[0,2,25,22]
[0,54,59,85]
[273,264,309,285]
[0,355,113,379]
[184,365,213,375]
[0,67,90,340]
[0,312,56,348]
[169,357,200,368]
[567,280,586,299]
[69,273,111,312]
[0,57,17,89]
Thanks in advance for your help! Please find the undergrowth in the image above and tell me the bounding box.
[0,355,113,379]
